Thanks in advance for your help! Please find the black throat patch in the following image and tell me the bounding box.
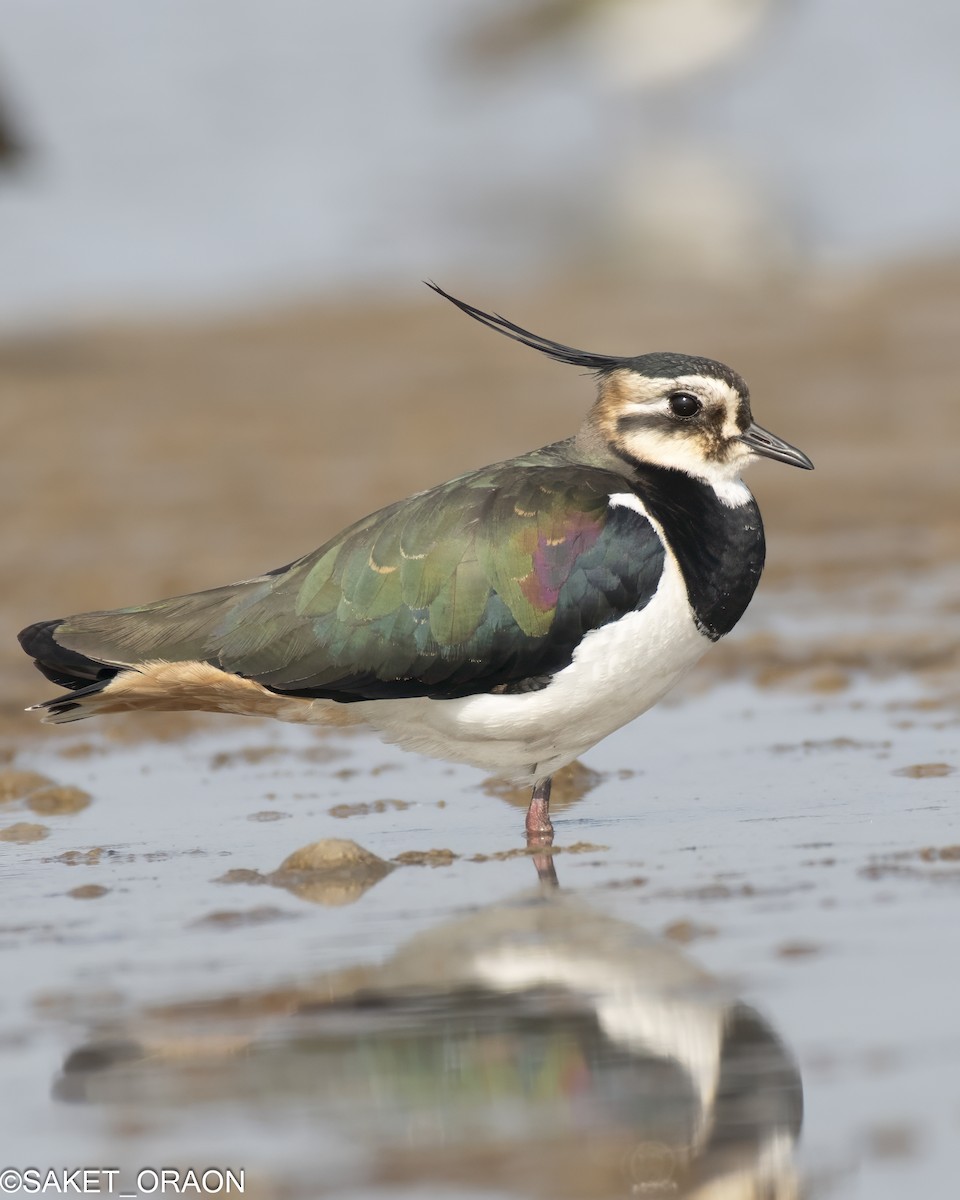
[625,462,765,641]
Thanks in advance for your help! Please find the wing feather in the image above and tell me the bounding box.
[47,456,667,701]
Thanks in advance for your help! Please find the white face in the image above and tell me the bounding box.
[598,369,756,495]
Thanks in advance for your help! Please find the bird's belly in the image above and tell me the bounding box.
[357,551,711,783]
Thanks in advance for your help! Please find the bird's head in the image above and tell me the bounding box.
[589,354,813,484]
[428,284,813,491]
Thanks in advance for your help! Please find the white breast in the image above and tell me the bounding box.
[347,493,711,785]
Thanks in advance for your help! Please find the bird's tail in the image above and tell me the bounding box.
[17,580,320,726]
[27,677,118,725]
[22,657,323,725]
[17,595,357,727]
[18,617,121,722]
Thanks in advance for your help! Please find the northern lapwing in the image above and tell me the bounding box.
[19,285,812,837]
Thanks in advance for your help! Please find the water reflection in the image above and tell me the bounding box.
[57,884,801,1197]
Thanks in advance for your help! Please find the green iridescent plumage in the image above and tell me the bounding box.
[44,440,667,701]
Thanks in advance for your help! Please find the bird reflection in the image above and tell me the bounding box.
[57,883,802,1198]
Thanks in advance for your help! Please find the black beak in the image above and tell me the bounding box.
[739,422,814,470]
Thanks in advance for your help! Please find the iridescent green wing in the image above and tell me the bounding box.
[210,462,665,699]
[49,460,666,701]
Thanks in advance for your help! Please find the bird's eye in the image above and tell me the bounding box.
[669,392,701,419]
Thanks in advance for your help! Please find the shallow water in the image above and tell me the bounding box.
[2,662,957,1198]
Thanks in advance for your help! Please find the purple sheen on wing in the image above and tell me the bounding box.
[520,516,602,611]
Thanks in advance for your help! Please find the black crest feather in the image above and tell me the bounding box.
[426,282,623,373]
[426,283,750,397]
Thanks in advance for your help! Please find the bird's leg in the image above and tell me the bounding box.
[525,776,557,886]
[525,776,553,836]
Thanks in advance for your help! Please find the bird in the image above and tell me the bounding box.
[18,284,812,838]
[461,0,772,92]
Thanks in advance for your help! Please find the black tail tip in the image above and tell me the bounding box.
[18,618,116,692]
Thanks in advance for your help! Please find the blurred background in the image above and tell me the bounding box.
[1,0,957,711]
[3,0,960,323]
[1,3,958,1198]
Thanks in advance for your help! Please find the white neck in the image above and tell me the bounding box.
[703,473,752,508]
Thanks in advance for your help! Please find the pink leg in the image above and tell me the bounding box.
[525,777,556,885]
[525,777,553,836]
